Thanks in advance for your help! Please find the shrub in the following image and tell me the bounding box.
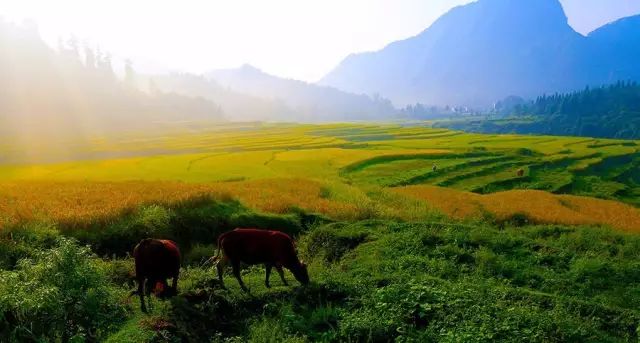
[134,205,172,236]
[301,224,369,262]
[0,222,60,269]
[68,199,304,256]
[506,212,532,227]
[184,244,217,266]
[0,237,128,342]
[68,204,176,256]
[100,258,136,289]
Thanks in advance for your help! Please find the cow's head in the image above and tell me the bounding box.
[292,261,310,285]
[158,286,178,299]
[153,281,178,299]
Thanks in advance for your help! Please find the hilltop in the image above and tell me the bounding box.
[320,0,640,107]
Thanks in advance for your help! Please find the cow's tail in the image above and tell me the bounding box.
[202,232,227,267]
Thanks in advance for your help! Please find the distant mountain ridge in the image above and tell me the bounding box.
[319,0,640,107]
[207,64,396,121]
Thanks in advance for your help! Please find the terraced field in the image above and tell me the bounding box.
[1,122,639,230]
[334,126,640,205]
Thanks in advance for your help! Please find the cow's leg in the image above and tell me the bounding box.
[231,260,249,292]
[216,258,227,289]
[145,278,155,311]
[265,264,272,288]
[171,271,179,293]
[137,276,147,313]
[160,279,169,296]
[276,265,288,286]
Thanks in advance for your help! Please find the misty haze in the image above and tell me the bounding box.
[1,1,640,342]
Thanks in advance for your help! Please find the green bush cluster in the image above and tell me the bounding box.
[65,198,304,256]
[301,223,370,262]
[0,237,128,342]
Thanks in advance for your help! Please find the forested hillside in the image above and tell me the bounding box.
[0,20,224,138]
[519,81,639,115]
[439,81,640,139]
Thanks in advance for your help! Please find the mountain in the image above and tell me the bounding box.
[587,15,640,83]
[207,64,397,121]
[143,72,296,122]
[319,0,640,107]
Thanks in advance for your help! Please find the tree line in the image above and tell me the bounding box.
[515,81,640,118]
[0,19,224,139]
[439,81,640,139]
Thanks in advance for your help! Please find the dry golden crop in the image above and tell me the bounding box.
[393,186,640,232]
[392,185,483,219]
[2,179,639,232]
[0,178,360,228]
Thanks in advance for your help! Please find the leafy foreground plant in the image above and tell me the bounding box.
[0,237,129,342]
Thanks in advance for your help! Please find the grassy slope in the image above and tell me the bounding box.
[2,199,639,342]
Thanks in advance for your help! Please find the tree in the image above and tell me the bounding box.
[84,44,95,69]
[124,58,135,88]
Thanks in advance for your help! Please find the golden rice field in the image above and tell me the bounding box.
[393,185,640,232]
[0,179,358,227]
[1,177,640,232]
[1,122,639,232]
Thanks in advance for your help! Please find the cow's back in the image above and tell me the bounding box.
[220,229,295,265]
[134,239,180,279]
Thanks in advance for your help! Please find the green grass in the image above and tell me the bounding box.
[1,198,639,342]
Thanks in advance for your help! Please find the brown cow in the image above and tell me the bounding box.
[517,168,525,177]
[212,228,309,292]
[131,239,181,312]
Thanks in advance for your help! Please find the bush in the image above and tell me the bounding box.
[0,222,60,269]
[68,204,176,256]
[0,238,128,342]
[100,258,136,289]
[134,205,172,236]
[301,224,369,262]
[184,244,217,266]
[505,212,532,227]
[67,199,305,257]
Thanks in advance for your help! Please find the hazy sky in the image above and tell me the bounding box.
[2,0,640,82]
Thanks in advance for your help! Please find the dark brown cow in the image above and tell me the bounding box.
[131,239,181,312]
[517,168,525,177]
[212,228,309,292]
